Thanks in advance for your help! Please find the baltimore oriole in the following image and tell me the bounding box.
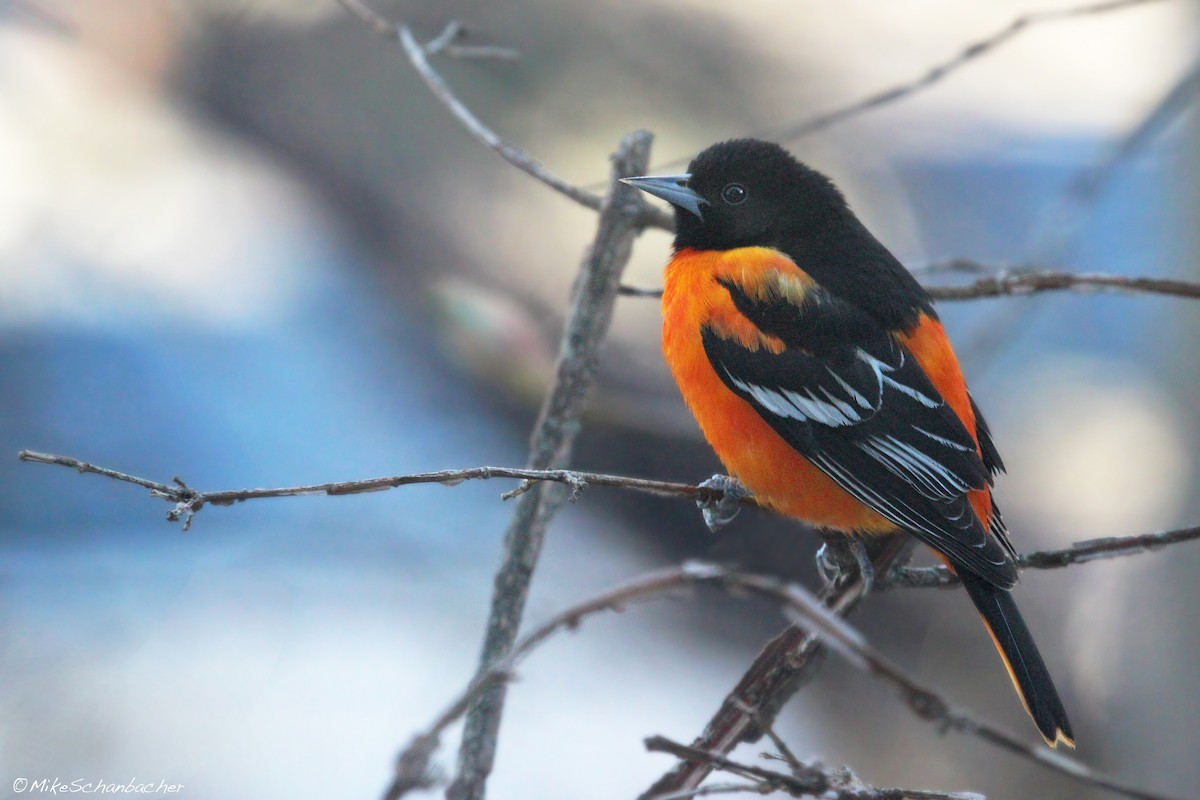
[623,139,1073,747]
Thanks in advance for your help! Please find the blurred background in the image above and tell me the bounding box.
[1,0,1197,797]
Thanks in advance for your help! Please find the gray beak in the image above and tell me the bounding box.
[620,174,705,219]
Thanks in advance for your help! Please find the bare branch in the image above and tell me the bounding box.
[645,735,832,797]
[642,537,906,798]
[17,450,757,530]
[19,450,178,495]
[766,0,1165,144]
[693,575,1180,800]
[385,565,719,799]
[618,284,668,298]
[751,712,808,784]
[21,450,1199,584]
[645,735,984,800]
[420,21,519,60]
[444,131,653,800]
[908,259,998,277]
[642,0,1165,177]
[885,525,1200,590]
[18,437,1188,797]
[620,268,1200,302]
[384,564,1180,800]
[335,0,673,230]
[646,781,771,800]
[927,270,1200,302]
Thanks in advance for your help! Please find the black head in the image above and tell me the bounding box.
[622,139,934,330]
[624,139,850,252]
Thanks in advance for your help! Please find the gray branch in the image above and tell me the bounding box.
[15,451,747,531]
[771,0,1164,141]
[620,268,1200,302]
[885,525,1200,590]
[373,563,1182,800]
[644,735,984,800]
[646,0,1165,175]
[441,131,652,800]
[334,0,673,231]
[19,450,1198,582]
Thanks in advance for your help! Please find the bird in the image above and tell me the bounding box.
[622,138,1073,747]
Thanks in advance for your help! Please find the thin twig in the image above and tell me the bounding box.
[420,21,519,60]
[645,735,830,797]
[16,451,752,531]
[334,0,673,231]
[16,443,1187,798]
[769,0,1163,143]
[908,259,998,277]
[685,574,1179,800]
[620,268,1200,302]
[442,131,654,800]
[385,565,720,798]
[647,781,771,800]
[386,564,1180,800]
[752,712,807,781]
[642,537,909,798]
[645,735,984,800]
[927,270,1200,301]
[618,284,668,298]
[20,450,1199,582]
[643,0,1164,176]
[19,451,178,495]
[885,525,1200,590]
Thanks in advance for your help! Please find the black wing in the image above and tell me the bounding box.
[969,391,1016,559]
[707,279,1016,588]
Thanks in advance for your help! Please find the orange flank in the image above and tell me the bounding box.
[897,316,992,528]
[662,246,994,533]
[663,246,893,532]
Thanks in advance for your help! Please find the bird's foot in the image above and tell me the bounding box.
[816,537,874,596]
[696,474,749,533]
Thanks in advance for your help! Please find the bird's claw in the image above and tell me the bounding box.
[816,538,875,595]
[696,474,748,532]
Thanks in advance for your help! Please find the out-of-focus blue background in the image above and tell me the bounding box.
[1,1,1197,798]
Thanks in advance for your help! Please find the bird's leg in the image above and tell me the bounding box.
[696,474,749,532]
[815,535,874,596]
[877,540,916,589]
[851,539,875,595]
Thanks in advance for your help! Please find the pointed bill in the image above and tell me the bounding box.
[620,174,705,219]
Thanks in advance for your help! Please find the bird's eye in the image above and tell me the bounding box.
[721,183,747,205]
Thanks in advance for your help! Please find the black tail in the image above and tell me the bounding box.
[959,571,1075,747]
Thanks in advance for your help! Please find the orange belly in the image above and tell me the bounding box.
[662,247,896,533]
[662,246,992,534]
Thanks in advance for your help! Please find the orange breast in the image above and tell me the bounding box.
[662,247,896,533]
[662,247,993,534]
